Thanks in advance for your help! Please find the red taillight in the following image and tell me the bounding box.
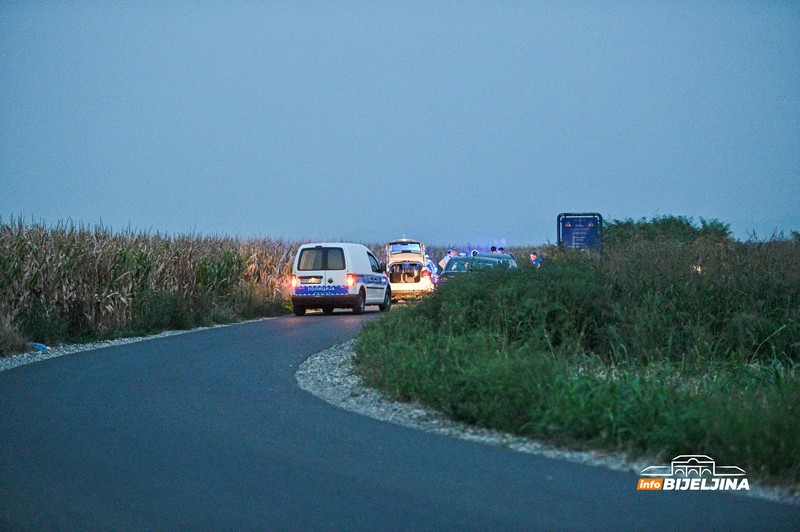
[421,270,431,279]
[346,273,356,287]
[290,275,298,288]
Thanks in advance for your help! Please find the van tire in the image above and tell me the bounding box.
[322,306,334,315]
[352,290,366,315]
[379,289,392,312]
[293,306,306,316]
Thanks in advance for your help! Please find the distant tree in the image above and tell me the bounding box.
[697,218,733,240]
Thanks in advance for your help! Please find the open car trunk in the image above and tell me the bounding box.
[388,262,424,284]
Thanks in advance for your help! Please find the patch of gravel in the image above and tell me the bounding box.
[0,318,273,374]
[296,339,799,506]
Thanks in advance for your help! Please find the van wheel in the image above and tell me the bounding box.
[293,306,306,316]
[379,289,392,312]
[352,290,366,315]
[322,306,334,315]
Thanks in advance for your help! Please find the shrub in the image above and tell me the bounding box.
[354,227,800,487]
[604,215,731,244]
[0,313,28,356]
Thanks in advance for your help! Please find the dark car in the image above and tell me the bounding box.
[438,253,518,283]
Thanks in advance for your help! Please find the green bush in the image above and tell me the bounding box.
[604,215,732,244]
[0,313,28,356]
[354,228,800,488]
[131,292,205,333]
[15,300,71,345]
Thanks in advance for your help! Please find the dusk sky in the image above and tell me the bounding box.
[2,2,798,246]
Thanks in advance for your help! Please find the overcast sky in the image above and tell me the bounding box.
[2,2,798,246]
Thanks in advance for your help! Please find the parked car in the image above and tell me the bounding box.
[438,252,518,283]
[290,242,391,315]
[385,238,435,301]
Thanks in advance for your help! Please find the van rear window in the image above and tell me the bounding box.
[327,248,345,270]
[298,247,345,271]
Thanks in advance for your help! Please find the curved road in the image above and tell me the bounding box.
[1,314,797,530]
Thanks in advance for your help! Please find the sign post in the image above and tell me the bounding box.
[557,213,603,253]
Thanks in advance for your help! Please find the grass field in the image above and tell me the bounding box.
[354,218,800,489]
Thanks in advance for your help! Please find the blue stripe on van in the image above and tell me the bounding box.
[294,285,349,296]
[356,274,388,286]
[294,274,387,295]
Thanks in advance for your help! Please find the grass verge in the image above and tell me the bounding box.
[354,236,800,490]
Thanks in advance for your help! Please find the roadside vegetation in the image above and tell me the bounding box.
[0,217,298,354]
[354,217,800,489]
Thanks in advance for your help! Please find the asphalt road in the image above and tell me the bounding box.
[1,312,797,530]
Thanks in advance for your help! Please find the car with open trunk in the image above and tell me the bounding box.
[385,238,435,302]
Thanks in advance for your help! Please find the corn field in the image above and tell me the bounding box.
[0,218,303,351]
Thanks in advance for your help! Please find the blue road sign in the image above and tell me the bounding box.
[557,213,603,251]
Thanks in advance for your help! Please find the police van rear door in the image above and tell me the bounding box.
[295,246,348,296]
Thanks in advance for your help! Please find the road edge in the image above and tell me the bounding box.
[296,339,799,507]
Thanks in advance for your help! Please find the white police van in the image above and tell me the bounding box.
[290,243,391,316]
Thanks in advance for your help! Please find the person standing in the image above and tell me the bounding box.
[439,249,456,270]
[425,254,439,279]
[530,251,542,268]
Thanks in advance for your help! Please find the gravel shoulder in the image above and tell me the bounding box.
[296,339,800,507]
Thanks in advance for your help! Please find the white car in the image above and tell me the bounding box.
[290,243,391,316]
[385,238,435,302]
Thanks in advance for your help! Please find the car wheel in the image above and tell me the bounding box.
[352,290,366,315]
[378,288,392,312]
[322,306,334,315]
[293,305,306,316]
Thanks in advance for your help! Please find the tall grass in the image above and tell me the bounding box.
[601,229,799,365]
[0,218,300,352]
[354,220,800,488]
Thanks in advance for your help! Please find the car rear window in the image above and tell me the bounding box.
[297,247,345,271]
[445,258,501,272]
[389,242,422,254]
[469,259,496,271]
[445,258,469,272]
